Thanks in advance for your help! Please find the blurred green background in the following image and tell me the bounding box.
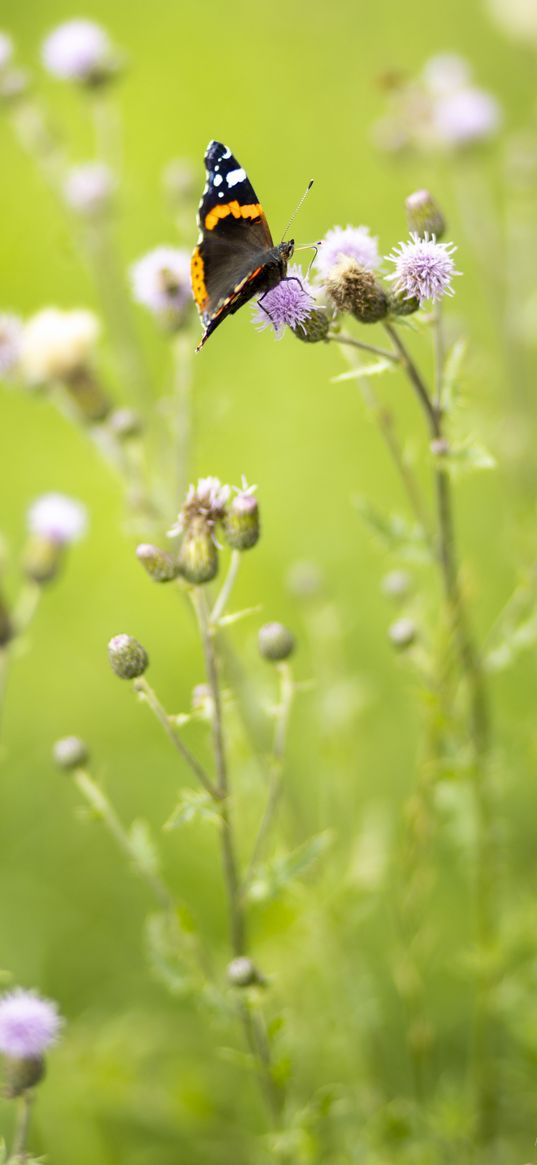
[1,0,537,1161]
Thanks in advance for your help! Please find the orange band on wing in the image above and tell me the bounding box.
[204,201,263,231]
[191,246,208,311]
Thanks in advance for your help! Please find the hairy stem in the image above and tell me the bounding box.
[211,550,241,626]
[8,1091,33,1163]
[245,662,295,884]
[328,332,400,362]
[134,676,218,799]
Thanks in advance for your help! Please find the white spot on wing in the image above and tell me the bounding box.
[226,167,246,188]
[213,174,223,186]
[223,148,231,158]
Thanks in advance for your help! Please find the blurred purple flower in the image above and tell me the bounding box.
[63,162,114,216]
[386,233,460,304]
[251,264,315,338]
[130,247,191,323]
[422,53,471,95]
[42,20,112,82]
[0,31,13,72]
[0,313,22,376]
[28,493,88,544]
[0,989,62,1058]
[433,87,502,147]
[315,226,379,280]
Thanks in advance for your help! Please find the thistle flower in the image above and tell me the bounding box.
[386,233,460,305]
[314,226,380,280]
[27,493,87,545]
[130,247,192,329]
[170,477,230,585]
[42,20,116,85]
[486,0,537,43]
[0,313,22,376]
[20,308,100,384]
[433,87,502,148]
[169,477,230,538]
[422,53,471,95]
[63,162,114,217]
[251,265,315,339]
[324,258,388,323]
[0,988,62,1059]
[0,32,13,72]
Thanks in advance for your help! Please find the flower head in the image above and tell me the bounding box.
[42,20,115,84]
[433,88,502,148]
[251,265,315,338]
[422,53,471,95]
[170,476,230,538]
[130,247,191,327]
[63,162,114,217]
[0,313,22,376]
[0,32,13,72]
[21,308,100,383]
[314,226,380,280]
[0,989,62,1058]
[27,493,88,545]
[386,233,460,305]
[486,0,537,43]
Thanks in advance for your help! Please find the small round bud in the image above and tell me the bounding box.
[108,634,148,679]
[292,308,330,343]
[258,622,295,662]
[224,492,260,551]
[136,543,178,583]
[23,536,65,585]
[53,736,89,770]
[387,289,420,317]
[286,560,324,601]
[388,618,417,650]
[108,407,143,440]
[177,519,218,585]
[405,190,446,240]
[381,570,411,602]
[325,259,389,324]
[430,437,450,457]
[227,956,264,988]
[4,1055,45,1098]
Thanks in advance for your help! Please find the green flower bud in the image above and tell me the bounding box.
[258,622,295,662]
[292,308,330,343]
[388,617,417,650]
[227,956,264,988]
[23,536,64,585]
[64,368,112,423]
[4,1055,45,1099]
[136,543,178,583]
[325,259,389,324]
[224,492,260,551]
[53,736,89,771]
[177,517,218,585]
[108,634,148,679]
[405,190,446,240]
[387,289,420,317]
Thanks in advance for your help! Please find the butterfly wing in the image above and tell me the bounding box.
[191,141,274,339]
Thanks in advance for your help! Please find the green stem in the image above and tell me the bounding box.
[134,676,218,799]
[211,550,241,626]
[433,301,445,410]
[171,332,194,504]
[328,332,400,362]
[8,1090,33,1163]
[245,662,294,885]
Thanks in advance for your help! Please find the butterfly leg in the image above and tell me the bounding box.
[257,291,276,323]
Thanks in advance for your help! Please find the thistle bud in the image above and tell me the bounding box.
[224,491,260,551]
[53,735,89,771]
[227,956,264,988]
[387,289,420,317]
[23,536,65,585]
[258,622,295,662]
[108,407,143,440]
[325,259,388,324]
[381,570,411,602]
[108,634,148,679]
[4,1055,46,1098]
[64,367,112,423]
[292,308,330,343]
[177,518,218,585]
[136,543,178,583]
[405,190,446,240]
[388,617,417,650]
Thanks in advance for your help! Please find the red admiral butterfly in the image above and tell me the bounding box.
[191,141,295,351]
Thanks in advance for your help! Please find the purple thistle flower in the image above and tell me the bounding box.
[0,989,62,1058]
[422,53,472,95]
[28,493,88,545]
[386,233,460,304]
[0,313,22,376]
[63,162,114,217]
[251,264,315,339]
[0,32,14,72]
[130,247,192,325]
[314,226,379,280]
[42,20,113,83]
[433,88,502,148]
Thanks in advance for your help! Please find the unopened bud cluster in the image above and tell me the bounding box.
[161,477,261,586]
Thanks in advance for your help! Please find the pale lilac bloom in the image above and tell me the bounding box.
[433,87,502,147]
[252,264,315,339]
[28,493,88,544]
[0,32,13,72]
[169,476,230,537]
[314,226,380,280]
[63,162,114,216]
[0,989,62,1058]
[386,233,460,304]
[130,247,191,320]
[422,53,472,95]
[42,20,111,82]
[0,314,22,376]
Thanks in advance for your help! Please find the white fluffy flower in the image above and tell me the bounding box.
[434,87,502,147]
[42,20,112,82]
[486,0,537,41]
[21,309,100,383]
[422,53,472,95]
[0,314,22,376]
[0,31,13,72]
[28,493,88,544]
[315,226,380,280]
[130,247,192,322]
[63,163,114,216]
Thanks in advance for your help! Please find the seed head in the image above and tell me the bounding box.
[325,258,389,323]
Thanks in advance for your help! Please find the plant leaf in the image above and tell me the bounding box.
[164,789,221,831]
[247,831,332,903]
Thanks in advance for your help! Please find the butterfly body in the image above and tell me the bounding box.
[191,140,294,350]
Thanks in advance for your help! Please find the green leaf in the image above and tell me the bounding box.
[332,358,396,382]
[248,831,332,903]
[144,910,198,997]
[486,581,537,673]
[164,789,221,831]
[443,440,496,477]
[354,496,431,563]
[128,818,161,878]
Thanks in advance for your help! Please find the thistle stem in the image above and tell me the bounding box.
[328,332,400,362]
[133,676,218,799]
[245,662,294,885]
[211,550,241,626]
[8,1090,33,1163]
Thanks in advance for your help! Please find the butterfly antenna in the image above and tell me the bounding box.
[281,179,314,242]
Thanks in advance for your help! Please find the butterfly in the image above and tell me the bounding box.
[191,140,295,351]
